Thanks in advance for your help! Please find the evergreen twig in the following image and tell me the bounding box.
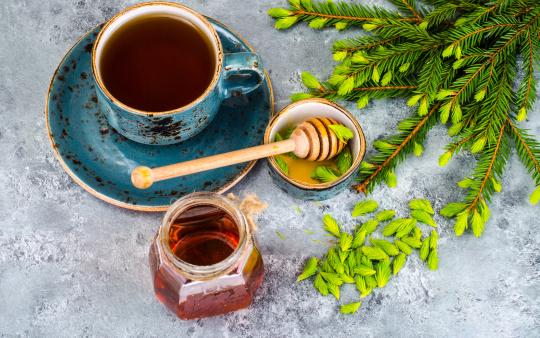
[269,0,540,237]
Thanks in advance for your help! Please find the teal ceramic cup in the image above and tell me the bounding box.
[264,99,366,201]
[91,2,265,145]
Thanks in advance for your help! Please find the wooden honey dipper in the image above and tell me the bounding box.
[131,117,350,189]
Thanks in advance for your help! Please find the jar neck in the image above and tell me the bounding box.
[158,192,249,280]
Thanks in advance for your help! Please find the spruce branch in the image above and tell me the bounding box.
[445,132,475,155]
[333,36,400,54]
[444,121,510,237]
[269,0,421,31]
[417,51,444,97]
[467,121,509,210]
[473,59,515,145]
[458,1,503,26]
[295,74,417,105]
[355,104,440,193]
[445,22,516,52]
[388,0,424,20]
[352,85,417,92]
[507,120,540,187]
[515,29,539,118]
[270,0,540,236]
[423,2,479,28]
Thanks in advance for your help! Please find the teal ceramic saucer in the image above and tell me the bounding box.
[46,18,274,212]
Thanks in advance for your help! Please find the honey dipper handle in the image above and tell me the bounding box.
[131,139,296,189]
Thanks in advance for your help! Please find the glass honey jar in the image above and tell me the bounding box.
[149,192,264,320]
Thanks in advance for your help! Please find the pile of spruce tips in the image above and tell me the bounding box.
[297,199,439,314]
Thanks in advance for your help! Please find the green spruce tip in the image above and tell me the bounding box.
[395,239,412,255]
[427,249,438,270]
[352,199,379,217]
[339,232,353,252]
[411,209,437,227]
[340,301,362,314]
[362,245,389,261]
[269,0,540,237]
[340,273,356,284]
[328,282,340,300]
[274,155,289,175]
[401,235,422,248]
[531,186,540,205]
[314,273,329,296]
[409,199,435,214]
[376,209,396,221]
[392,253,407,275]
[321,271,344,286]
[359,219,380,234]
[375,260,391,288]
[297,257,319,282]
[301,71,322,90]
[370,238,399,256]
[323,214,341,237]
[336,146,353,175]
[383,218,415,237]
[351,228,367,248]
[354,265,376,276]
[311,166,340,183]
[355,276,372,297]
[419,238,430,261]
[328,124,354,143]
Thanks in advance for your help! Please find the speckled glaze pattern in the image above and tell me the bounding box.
[95,50,265,145]
[46,19,273,211]
[94,80,221,145]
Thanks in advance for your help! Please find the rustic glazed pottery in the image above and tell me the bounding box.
[46,19,274,211]
[264,99,366,201]
[92,2,265,145]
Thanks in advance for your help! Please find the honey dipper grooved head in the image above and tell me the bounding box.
[292,117,348,161]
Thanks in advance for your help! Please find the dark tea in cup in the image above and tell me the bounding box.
[99,15,216,112]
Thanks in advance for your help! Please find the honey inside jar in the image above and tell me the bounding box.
[168,205,239,266]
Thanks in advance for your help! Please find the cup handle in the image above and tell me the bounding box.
[220,52,265,99]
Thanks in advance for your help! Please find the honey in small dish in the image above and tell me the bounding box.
[273,123,353,185]
[278,156,339,185]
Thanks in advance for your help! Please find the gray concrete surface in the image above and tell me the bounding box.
[1,1,539,337]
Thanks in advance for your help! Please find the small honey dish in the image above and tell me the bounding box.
[264,98,366,201]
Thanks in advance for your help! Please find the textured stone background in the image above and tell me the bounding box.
[1,0,539,337]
